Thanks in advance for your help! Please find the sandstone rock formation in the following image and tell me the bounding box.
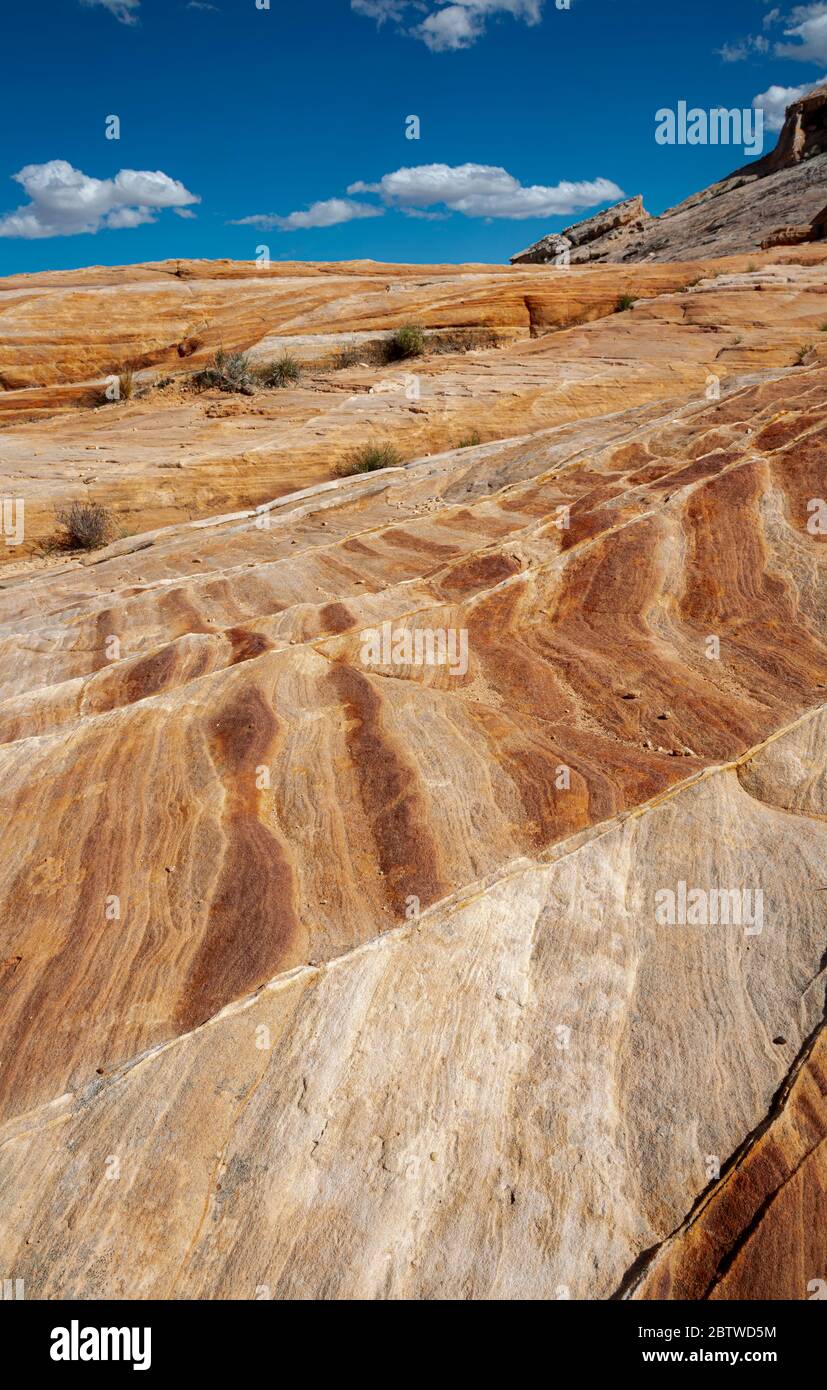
[743,82,827,179]
[512,197,651,265]
[510,231,573,265]
[562,194,650,248]
[762,200,827,249]
[1,247,825,558]
[522,86,827,265]
[0,248,825,1301]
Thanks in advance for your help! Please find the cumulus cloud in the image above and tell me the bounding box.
[352,0,545,50]
[752,72,827,128]
[230,197,385,232]
[347,163,624,219]
[775,2,827,62]
[0,160,200,239]
[80,0,141,24]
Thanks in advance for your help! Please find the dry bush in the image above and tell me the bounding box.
[193,349,256,395]
[54,501,114,551]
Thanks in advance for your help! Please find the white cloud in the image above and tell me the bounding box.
[230,197,385,231]
[347,163,624,219]
[752,72,827,128]
[717,35,770,62]
[174,207,198,219]
[763,8,782,28]
[352,0,545,50]
[80,0,141,24]
[775,3,827,61]
[0,160,200,239]
[351,0,409,20]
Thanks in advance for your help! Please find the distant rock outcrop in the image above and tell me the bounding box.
[510,197,649,265]
[510,231,572,265]
[562,194,650,247]
[739,81,827,179]
[512,86,827,265]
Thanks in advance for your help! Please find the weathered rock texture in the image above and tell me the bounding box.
[1,247,825,558]
[762,200,827,249]
[510,232,573,266]
[544,87,827,264]
[0,253,825,1300]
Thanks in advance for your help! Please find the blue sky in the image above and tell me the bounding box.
[0,0,825,274]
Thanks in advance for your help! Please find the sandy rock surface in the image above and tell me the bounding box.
[0,248,825,1300]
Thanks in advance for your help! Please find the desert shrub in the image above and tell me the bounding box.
[336,442,402,476]
[118,366,135,400]
[256,353,301,388]
[796,344,814,364]
[193,349,256,395]
[54,501,114,551]
[333,326,498,370]
[429,329,501,355]
[616,293,636,312]
[456,430,482,449]
[385,324,426,361]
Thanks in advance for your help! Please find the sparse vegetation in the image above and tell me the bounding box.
[256,353,302,388]
[335,442,402,476]
[795,344,814,365]
[747,262,758,273]
[616,293,636,312]
[333,326,499,370]
[118,366,135,401]
[456,430,482,449]
[429,328,501,356]
[193,349,256,395]
[385,323,426,361]
[820,323,827,332]
[53,501,114,551]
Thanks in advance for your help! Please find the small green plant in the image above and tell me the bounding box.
[194,348,256,394]
[820,323,827,332]
[257,353,301,388]
[616,293,636,312]
[747,262,758,273]
[332,327,498,370]
[54,501,114,551]
[385,323,426,361]
[336,442,402,476]
[456,430,481,449]
[795,344,814,365]
[733,335,743,346]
